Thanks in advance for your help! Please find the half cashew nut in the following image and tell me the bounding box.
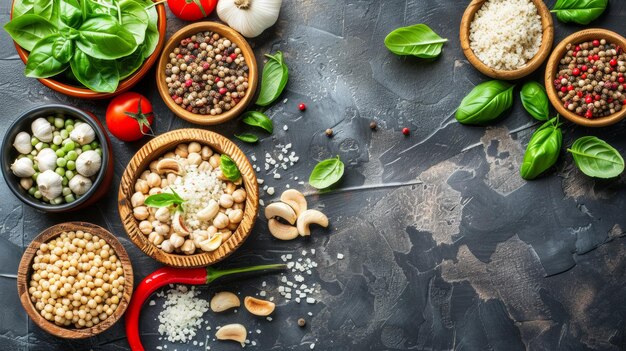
[296,209,329,236]
[215,323,247,346]
[156,158,184,176]
[244,296,275,316]
[210,291,240,312]
[280,189,307,217]
[268,219,299,240]
[264,202,297,224]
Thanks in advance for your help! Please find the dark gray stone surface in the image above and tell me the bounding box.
[1,0,626,350]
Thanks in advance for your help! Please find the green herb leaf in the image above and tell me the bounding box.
[59,0,83,28]
[76,15,137,60]
[117,45,145,80]
[242,111,273,133]
[25,34,68,78]
[256,51,288,106]
[384,24,447,59]
[51,35,73,63]
[520,117,562,180]
[309,156,345,190]
[235,133,259,143]
[220,154,241,182]
[144,191,186,209]
[70,49,119,93]
[119,0,149,45]
[33,0,54,21]
[552,0,607,25]
[455,80,514,125]
[567,136,624,178]
[520,81,550,121]
[140,0,159,58]
[4,14,57,52]
[13,0,35,17]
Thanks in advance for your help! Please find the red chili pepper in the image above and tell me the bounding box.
[126,264,285,351]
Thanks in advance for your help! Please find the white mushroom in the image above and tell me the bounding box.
[13,131,32,154]
[268,219,299,240]
[243,296,275,316]
[264,202,297,224]
[210,291,240,312]
[280,189,307,217]
[198,232,222,252]
[215,323,247,346]
[11,157,35,177]
[172,211,190,236]
[68,174,93,196]
[296,209,329,236]
[36,170,62,200]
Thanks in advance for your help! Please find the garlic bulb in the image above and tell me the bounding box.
[76,150,101,177]
[11,157,35,177]
[217,0,282,38]
[31,118,53,142]
[68,174,93,196]
[70,123,96,146]
[13,132,32,154]
[36,148,58,172]
[37,170,63,200]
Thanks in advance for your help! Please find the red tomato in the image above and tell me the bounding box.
[167,0,217,21]
[106,92,154,142]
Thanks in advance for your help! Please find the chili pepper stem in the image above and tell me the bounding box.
[206,263,286,283]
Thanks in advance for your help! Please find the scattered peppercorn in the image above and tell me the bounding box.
[298,103,306,111]
[402,127,410,136]
[298,318,306,327]
[554,39,626,119]
[325,128,333,137]
[369,121,377,130]
[164,31,249,116]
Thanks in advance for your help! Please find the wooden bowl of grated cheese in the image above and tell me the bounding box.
[460,0,554,80]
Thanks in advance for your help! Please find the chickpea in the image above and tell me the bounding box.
[201,145,213,160]
[134,179,149,194]
[213,212,230,229]
[148,187,162,196]
[232,189,246,203]
[148,232,164,246]
[219,194,234,208]
[139,221,153,235]
[154,223,170,236]
[187,152,202,166]
[228,209,243,224]
[133,206,149,220]
[146,173,162,188]
[175,144,189,158]
[181,240,195,255]
[188,142,201,154]
[209,154,221,168]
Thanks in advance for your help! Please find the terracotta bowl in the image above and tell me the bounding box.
[1,104,114,212]
[118,129,259,267]
[10,0,166,99]
[17,222,134,339]
[545,29,626,127]
[460,0,554,80]
[156,22,258,125]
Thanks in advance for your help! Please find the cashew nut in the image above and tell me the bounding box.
[155,207,171,223]
[280,189,307,217]
[243,296,275,316]
[213,212,230,229]
[156,158,184,176]
[296,209,329,236]
[197,200,219,221]
[264,202,297,225]
[215,323,246,346]
[210,291,240,312]
[172,211,190,236]
[268,219,299,240]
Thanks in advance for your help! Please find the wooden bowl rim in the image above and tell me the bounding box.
[155,21,259,125]
[459,0,554,80]
[117,128,259,268]
[10,0,167,100]
[17,222,134,339]
[544,28,626,127]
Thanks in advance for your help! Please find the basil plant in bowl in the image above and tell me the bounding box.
[5,0,160,93]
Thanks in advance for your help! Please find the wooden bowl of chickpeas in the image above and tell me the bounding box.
[17,222,133,339]
[117,128,259,268]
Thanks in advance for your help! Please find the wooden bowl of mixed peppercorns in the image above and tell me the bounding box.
[545,29,626,127]
[156,22,258,125]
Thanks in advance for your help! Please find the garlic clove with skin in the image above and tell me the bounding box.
[68,174,93,196]
[35,148,57,172]
[69,123,96,146]
[76,150,101,177]
[36,170,63,200]
[217,0,283,38]
[31,118,53,142]
[11,157,35,178]
[13,132,32,154]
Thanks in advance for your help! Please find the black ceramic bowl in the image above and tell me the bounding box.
[1,104,114,212]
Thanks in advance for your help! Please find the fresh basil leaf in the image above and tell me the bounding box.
[567,136,624,178]
[76,15,137,60]
[234,133,259,143]
[141,2,159,58]
[520,117,562,180]
[119,0,149,45]
[117,46,144,80]
[33,0,54,21]
[59,0,82,28]
[13,0,35,17]
[309,156,345,190]
[144,192,185,208]
[455,80,514,125]
[520,81,550,121]
[256,51,288,106]
[70,49,119,93]
[220,154,241,182]
[241,111,273,133]
[51,35,73,63]
[25,34,68,78]
[384,24,447,58]
[552,0,607,25]
[4,14,57,52]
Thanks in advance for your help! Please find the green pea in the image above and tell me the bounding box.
[52,197,63,205]
[32,172,39,181]
[55,167,65,177]
[54,117,65,129]
[53,131,60,137]
[30,150,37,156]
[60,129,69,139]
[62,187,71,196]
[35,142,44,151]
[66,151,78,161]
[62,177,69,186]
[31,137,39,146]
[53,135,63,145]
[95,148,102,156]
[65,170,75,180]
[26,155,34,161]
[63,141,75,152]
[66,161,76,171]
[55,149,65,158]
[64,194,75,203]
[34,190,42,199]
[47,116,55,123]
[33,163,39,172]
[66,124,74,133]
[56,158,67,167]
[90,141,99,149]
[28,187,36,195]
[51,144,59,151]
[82,145,92,151]
[64,119,74,127]
[41,143,50,149]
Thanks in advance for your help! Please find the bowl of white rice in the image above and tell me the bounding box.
[460,0,554,80]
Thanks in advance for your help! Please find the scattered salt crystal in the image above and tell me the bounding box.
[267,187,275,195]
[308,312,313,316]
[285,293,292,299]
[306,297,316,304]
[295,297,301,303]
[274,173,281,179]
[257,179,264,184]
[259,199,265,206]
[256,329,261,334]
[149,300,156,306]
[283,98,288,104]
[283,125,288,131]
[310,343,315,349]
[260,291,267,297]
[267,316,273,321]
[251,155,257,161]
[337,253,344,260]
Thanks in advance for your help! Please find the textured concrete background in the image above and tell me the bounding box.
[1,0,626,350]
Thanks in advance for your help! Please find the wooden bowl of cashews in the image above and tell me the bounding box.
[118,129,258,268]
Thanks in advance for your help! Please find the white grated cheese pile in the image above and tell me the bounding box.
[469,0,542,70]
[157,285,210,343]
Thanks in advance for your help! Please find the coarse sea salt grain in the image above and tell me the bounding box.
[157,286,210,343]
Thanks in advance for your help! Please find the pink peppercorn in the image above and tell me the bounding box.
[298,103,306,111]
[185,79,193,87]
[402,127,410,136]
[219,88,228,95]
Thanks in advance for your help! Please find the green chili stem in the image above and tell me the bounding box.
[206,264,286,283]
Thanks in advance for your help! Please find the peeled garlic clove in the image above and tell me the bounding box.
[11,157,35,178]
[244,296,275,316]
[210,291,240,312]
[31,118,53,142]
[68,174,93,196]
[69,123,96,146]
[198,233,222,252]
[37,170,63,200]
[13,132,32,154]
[172,211,190,236]
[76,150,101,177]
[36,148,57,172]
[215,323,247,346]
